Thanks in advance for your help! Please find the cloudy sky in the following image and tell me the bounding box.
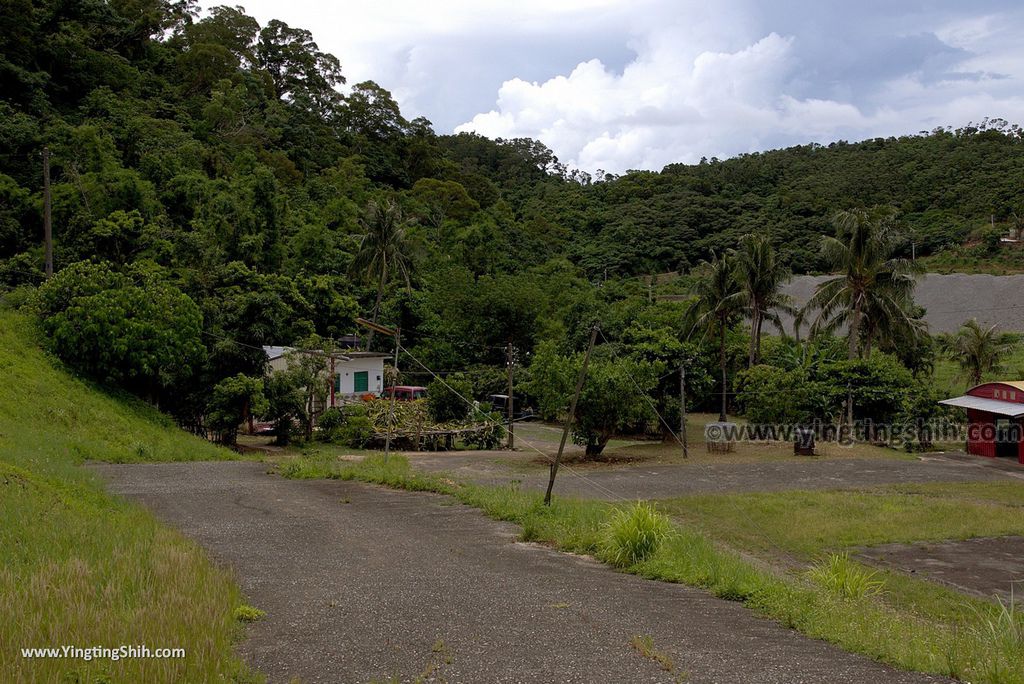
[222,0,1024,173]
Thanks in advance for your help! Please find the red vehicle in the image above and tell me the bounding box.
[381,385,427,401]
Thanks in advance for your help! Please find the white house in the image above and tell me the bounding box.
[263,346,389,408]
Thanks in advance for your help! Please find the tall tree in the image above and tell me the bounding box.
[946,319,1015,386]
[803,207,921,359]
[734,233,793,366]
[351,199,415,343]
[685,252,744,422]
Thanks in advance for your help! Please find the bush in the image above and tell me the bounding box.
[337,404,374,447]
[317,407,344,442]
[602,502,673,567]
[426,374,473,423]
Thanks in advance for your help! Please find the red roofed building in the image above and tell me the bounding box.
[940,381,1024,463]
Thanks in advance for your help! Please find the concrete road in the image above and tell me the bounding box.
[408,452,1021,501]
[93,461,947,684]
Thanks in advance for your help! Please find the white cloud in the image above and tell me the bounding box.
[207,0,1024,173]
[455,3,1024,173]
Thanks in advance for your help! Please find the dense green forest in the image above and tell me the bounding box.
[2,1,1022,444]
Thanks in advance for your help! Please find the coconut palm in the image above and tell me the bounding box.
[802,207,922,359]
[685,251,744,422]
[734,233,794,366]
[351,199,415,344]
[946,319,1014,386]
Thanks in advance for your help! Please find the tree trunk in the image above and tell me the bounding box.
[719,319,728,422]
[848,297,863,360]
[585,434,610,457]
[366,260,387,348]
[749,309,761,367]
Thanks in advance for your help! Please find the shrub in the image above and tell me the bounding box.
[317,407,345,441]
[338,404,374,447]
[426,374,473,423]
[806,553,883,600]
[602,502,673,567]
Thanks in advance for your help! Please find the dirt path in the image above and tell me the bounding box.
[407,452,1020,500]
[92,461,947,684]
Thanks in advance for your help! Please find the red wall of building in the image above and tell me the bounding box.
[965,408,995,458]
[964,384,1024,463]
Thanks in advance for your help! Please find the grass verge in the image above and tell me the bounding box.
[0,310,255,683]
[279,452,1024,683]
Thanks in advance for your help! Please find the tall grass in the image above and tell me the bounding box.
[0,310,254,683]
[602,502,674,567]
[283,452,1024,684]
[806,553,884,600]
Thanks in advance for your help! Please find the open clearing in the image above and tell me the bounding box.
[93,460,946,684]
[858,536,1024,602]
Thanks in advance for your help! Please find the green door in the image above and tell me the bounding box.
[353,371,369,393]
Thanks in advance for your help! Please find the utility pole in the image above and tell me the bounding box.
[42,146,52,278]
[544,325,598,506]
[679,365,688,459]
[383,328,400,463]
[506,341,514,449]
[356,317,400,463]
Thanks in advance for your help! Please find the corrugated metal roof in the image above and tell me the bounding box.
[970,380,1024,392]
[939,395,1024,418]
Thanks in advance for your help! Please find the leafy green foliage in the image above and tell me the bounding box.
[35,261,204,399]
[426,374,473,423]
[205,373,267,445]
[573,357,657,456]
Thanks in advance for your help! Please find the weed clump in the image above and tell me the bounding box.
[602,502,673,567]
[806,553,883,600]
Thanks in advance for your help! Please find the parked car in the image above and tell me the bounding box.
[381,385,427,401]
[487,394,535,420]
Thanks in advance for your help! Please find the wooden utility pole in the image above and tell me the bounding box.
[679,365,689,459]
[506,341,514,449]
[544,325,598,506]
[42,147,53,278]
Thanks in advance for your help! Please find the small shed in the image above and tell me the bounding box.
[939,381,1024,463]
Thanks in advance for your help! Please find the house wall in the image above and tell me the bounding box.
[333,357,384,398]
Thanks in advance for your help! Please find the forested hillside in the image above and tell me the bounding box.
[2,1,1023,429]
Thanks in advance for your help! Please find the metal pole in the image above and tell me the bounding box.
[680,365,688,459]
[544,325,598,506]
[383,329,400,463]
[506,341,514,449]
[42,147,52,278]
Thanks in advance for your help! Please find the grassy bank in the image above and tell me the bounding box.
[280,452,1024,684]
[0,310,255,683]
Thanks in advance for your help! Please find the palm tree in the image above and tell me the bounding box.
[946,319,1014,386]
[351,199,415,344]
[802,207,921,359]
[734,233,794,366]
[685,252,744,422]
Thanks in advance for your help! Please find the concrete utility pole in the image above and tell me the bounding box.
[679,365,689,459]
[506,341,514,449]
[42,147,52,278]
[544,325,598,506]
[384,328,400,463]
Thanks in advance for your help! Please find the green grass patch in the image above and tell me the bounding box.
[282,452,1024,683]
[655,485,1024,558]
[0,310,255,683]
